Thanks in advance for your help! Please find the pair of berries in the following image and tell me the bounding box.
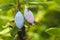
[14,8,34,29]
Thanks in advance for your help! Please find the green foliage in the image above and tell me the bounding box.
[10,26,18,37]
[0,0,60,40]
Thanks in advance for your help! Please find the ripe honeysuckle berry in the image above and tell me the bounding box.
[24,8,34,25]
[14,10,24,29]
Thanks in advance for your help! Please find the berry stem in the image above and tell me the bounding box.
[16,0,21,10]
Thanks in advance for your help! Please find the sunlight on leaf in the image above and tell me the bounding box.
[0,28,10,34]
[35,10,46,22]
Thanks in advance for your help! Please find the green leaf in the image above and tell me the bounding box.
[46,28,60,36]
[0,34,13,40]
[0,0,16,4]
[0,4,14,11]
[10,26,18,37]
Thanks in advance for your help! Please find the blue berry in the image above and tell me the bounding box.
[14,10,24,29]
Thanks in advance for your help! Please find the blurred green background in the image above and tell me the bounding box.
[0,0,60,40]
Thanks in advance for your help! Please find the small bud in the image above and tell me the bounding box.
[14,10,24,29]
[24,8,34,25]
